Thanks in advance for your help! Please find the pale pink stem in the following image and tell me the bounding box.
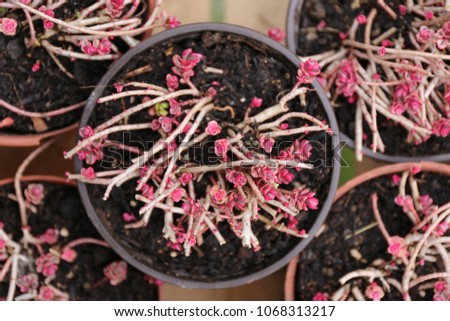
[371,193,391,242]
[14,140,55,227]
[14,1,157,37]
[0,99,85,118]
[409,272,450,290]
[64,237,109,249]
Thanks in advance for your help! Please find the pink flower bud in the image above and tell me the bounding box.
[277,168,294,185]
[61,248,77,262]
[388,236,409,259]
[171,187,186,202]
[39,228,59,245]
[32,61,41,72]
[165,15,181,29]
[24,184,45,205]
[416,26,435,44]
[97,38,112,55]
[365,282,384,301]
[225,170,247,188]
[259,135,275,153]
[17,274,39,293]
[80,40,97,55]
[399,5,407,15]
[391,174,401,185]
[250,97,263,108]
[424,10,434,20]
[122,212,137,223]
[81,167,96,180]
[178,173,193,186]
[79,125,95,138]
[378,46,386,56]
[297,59,321,84]
[166,74,179,90]
[214,139,229,158]
[37,286,54,301]
[35,253,60,277]
[104,261,128,286]
[159,116,173,133]
[210,185,228,204]
[293,139,312,161]
[312,292,329,301]
[267,28,286,42]
[356,14,367,24]
[206,120,222,136]
[0,18,18,36]
[410,165,421,175]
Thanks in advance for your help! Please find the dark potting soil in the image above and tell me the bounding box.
[293,0,450,157]
[0,1,113,134]
[0,181,158,300]
[84,31,335,282]
[294,171,450,300]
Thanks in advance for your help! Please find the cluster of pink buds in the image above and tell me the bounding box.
[164,15,181,29]
[172,49,204,82]
[166,74,179,91]
[389,84,422,116]
[365,282,385,301]
[214,139,229,160]
[433,281,449,301]
[105,0,125,18]
[80,38,113,56]
[81,167,96,180]
[0,18,17,36]
[312,292,329,301]
[436,21,450,50]
[206,121,222,136]
[17,274,39,293]
[38,228,59,244]
[416,26,435,44]
[35,253,60,277]
[336,59,358,100]
[24,184,45,205]
[277,139,312,162]
[267,27,286,42]
[104,260,128,286]
[259,135,275,153]
[61,247,77,262]
[432,118,450,137]
[296,59,321,84]
[387,236,409,259]
[76,126,104,165]
[39,6,55,29]
[37,286,54,301]
[290,188,319,211]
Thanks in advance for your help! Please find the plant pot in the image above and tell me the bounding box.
[285,0,450,163]
[72,23,341,289]
[0,0,157,146]
[0,175,160,300]
[285,161,450,301]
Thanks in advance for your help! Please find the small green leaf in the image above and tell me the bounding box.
[155,101,169,116]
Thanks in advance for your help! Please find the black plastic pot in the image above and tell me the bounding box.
[75,23,341,289]
[286,0,450,163]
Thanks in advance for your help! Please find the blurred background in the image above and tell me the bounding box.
[0,0,380,300]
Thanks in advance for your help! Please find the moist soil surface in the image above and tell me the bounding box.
[293,171,450,300]
[0,0,113,134]
[84,30,335,282]
[0,181,158,300]
[293,0,450,157]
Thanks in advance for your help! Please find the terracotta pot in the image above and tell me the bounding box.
[0,175,161,300]
[75,23,341,289]
[285,0,450,163]
[284,161,450,300]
